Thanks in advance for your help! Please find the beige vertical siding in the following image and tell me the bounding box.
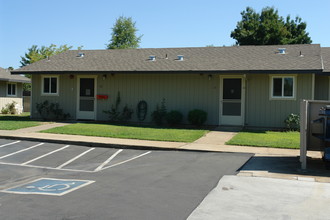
[97,73,220,125]
[0,97,23,113]
[31,74,77,119]
[0,81,5,96]
[0,81,24,113]
[0,81,23,98]
[31,73,219,124]
[31,72,316,128]
[314,75,329,100]
[245,74,313,128]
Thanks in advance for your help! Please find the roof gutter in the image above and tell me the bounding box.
[0,78,31,83]
[10,69,323,75]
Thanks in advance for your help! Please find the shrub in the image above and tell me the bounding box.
[120,105,134,122]
[188,109,207,126]
[103,92,121,122]
[36,100,70,120]
[151,98,167,126]
[284,113,300,131]
[1,107,9,114]
[166,110,183,126]
[103,92,134,122]
[1,101,17,114]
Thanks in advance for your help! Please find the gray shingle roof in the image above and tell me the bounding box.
[12,44,323,74]
[321,47,330,73]
[0,67,31,83]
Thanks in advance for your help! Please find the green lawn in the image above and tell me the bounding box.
[226,130,300,149]
[41,123,208,142]
[0,113,42,130]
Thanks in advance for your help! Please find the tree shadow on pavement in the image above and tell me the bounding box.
[240,156,330,178]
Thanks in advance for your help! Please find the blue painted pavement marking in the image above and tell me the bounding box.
[2,178,95,196]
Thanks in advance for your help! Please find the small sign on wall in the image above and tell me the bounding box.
[96,95,108,100]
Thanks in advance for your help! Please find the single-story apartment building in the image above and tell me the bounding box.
[0,67,30,113]
[11,44,330,128]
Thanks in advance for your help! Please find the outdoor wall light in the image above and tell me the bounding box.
[102,74,107,80]
[69,74,74,79]
[208,74,213,80]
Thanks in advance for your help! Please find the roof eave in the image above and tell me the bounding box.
[10,69,323,75]
[0,78,31,83]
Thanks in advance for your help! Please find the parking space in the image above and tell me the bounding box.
[0,139,151,172]
[0,138,253,220]
[3,178,95,196]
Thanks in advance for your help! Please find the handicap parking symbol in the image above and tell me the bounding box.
[2,178,95,196]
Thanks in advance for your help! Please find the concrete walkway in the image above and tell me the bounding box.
[0,122,319,156]
[188,175,330,220]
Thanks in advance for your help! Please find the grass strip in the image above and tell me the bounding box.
[41,123,208,142]
[226,130,300,149]
[0,114,42,130]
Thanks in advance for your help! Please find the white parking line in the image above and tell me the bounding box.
[101,151,152,171]
[0,140,152,172]
[22,145,70,165]
[0,141,21,148]
[94,149,123,171]
[0,143,44,159]
[56,147,95,169]
[0,161,95,173]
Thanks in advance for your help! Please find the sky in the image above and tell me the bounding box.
[1,0,330,69]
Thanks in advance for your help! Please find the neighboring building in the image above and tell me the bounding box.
[11,44,330,128]
[0,67,30,114]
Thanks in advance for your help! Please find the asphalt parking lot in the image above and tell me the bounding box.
[0,139,151,173]
[0,139,253,220]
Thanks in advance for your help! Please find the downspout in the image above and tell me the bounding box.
[320,54,325,100]
[30,75,33,119]
[311,74,315,100]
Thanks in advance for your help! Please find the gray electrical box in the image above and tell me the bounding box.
[300,100,330,169]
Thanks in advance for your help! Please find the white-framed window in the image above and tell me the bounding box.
[7,83,17,96]
[270,75,296,99]
[42,75,59,95]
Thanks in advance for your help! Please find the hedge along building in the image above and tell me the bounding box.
[11,44,326,128]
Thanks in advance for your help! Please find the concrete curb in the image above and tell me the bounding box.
[0,122,320,157]
[0,134,225,153]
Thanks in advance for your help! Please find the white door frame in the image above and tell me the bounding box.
[219,75,245,126]
[76,75,97,120]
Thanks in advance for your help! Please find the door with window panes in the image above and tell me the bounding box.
[220,76,245,126]
[77,76,97,120]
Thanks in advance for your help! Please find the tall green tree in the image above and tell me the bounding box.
[20,44,72,67]
[284,16,312,44]
[230,7,312,45]
[107,16,142,49]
